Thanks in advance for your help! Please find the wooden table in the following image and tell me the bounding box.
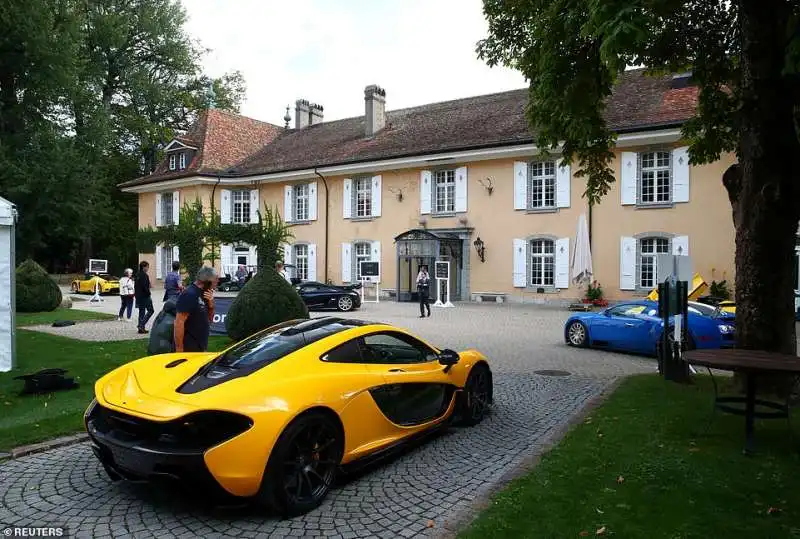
[684,349,800,455]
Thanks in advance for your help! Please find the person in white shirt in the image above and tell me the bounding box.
[276,260,292,283]
[118,268,135,321]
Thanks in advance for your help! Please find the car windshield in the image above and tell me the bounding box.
[688,302,718,317]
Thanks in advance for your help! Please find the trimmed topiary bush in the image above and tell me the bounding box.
[16,259,63,313]
[225,268,309,341]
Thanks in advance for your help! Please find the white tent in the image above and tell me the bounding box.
[0,196,16,372]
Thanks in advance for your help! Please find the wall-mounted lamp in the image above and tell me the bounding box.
[478,177,494,196]
[388,186,405,202]
[473,236,485,263]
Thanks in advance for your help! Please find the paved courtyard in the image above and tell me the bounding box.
[4,297,656,538]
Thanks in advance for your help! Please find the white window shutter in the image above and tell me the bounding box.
[620,236,637,290]
[172,246,179,266]
[172,191,180,224]
[155,245,163,279]
[284,185,293,222]
[220,189,232,224]
[420,170,432,214]
[672,146,690,203]
[341,242,352,282]
[343,178,353,218]
[555,237,570,289]
[220,244,232,276]
[283,243,292,265]
[155,194,163,227]
[308,243,318,281]
[514,162,528,210]
[672,235,689,256]
[620,152,638,205]
[371,175,382,217]
[513,239,527,288]
[249,189,259,223]
[556,160,571,208]
[308,181,318,221]
[455,166,468,213]
[248,244,258,268]
[372,240,381,282]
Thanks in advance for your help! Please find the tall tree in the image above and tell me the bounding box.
[478,0,800,357]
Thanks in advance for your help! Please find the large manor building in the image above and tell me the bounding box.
[119,69,750,304]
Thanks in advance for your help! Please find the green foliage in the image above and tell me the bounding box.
[15,259,63,313]
[253,204,294,271]
[136,226,159,254]
[225,269,309,342]
[585,281,604,301]
[710,280,731,300]
[158,199,208,280]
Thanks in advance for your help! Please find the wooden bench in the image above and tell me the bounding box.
[471,292,507,304]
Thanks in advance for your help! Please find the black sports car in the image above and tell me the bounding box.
[295,281,362,312]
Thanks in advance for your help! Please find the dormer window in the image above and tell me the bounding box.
[169,154,177,171]
[179,152,186,170]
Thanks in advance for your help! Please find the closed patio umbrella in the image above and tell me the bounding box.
[571,213,593,286]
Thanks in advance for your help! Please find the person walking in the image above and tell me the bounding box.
[117,268,135,321]
[174,266,218,353]
[135,261,155,334]
[163,260,184,301]
[416,265,432,318]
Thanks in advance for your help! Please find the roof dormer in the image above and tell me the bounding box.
[164,139,198,171]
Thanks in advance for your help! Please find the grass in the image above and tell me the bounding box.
[0,330,231,451]
[16,307,116,327]
[461,375,800,539]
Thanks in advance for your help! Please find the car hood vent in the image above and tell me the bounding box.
[165,358,187,369]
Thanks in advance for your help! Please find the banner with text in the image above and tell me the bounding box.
[210,297,235,335]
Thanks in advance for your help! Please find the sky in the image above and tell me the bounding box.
[179,0,527,125]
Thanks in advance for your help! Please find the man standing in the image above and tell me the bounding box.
[135,261,155,334]
[174,266,218,353]
[416,265,432,318]
[276,260,291,283]
[164,260,183,301]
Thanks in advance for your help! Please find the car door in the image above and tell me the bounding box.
[360,331,455,427]
[298,284,325,308]
[596,304,652,352]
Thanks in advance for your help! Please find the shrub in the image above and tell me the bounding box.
[710,280,731,300]
[16,259,63,313]
[225,268,309,341]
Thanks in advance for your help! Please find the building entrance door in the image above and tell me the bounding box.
[397,256,435,302]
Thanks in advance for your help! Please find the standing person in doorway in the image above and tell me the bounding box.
[118,268,135,321]
[135,261,155,334]
[416,265,432,318]
[164,260,183,301]
[174,266,218,353]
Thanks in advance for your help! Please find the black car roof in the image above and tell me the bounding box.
[277,316,379,342]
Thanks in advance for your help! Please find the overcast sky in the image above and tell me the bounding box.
[180,0,527,125]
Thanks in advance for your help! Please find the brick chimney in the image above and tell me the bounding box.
[295,99,310,129]
[364,85,386,137]
[309,103,323,125]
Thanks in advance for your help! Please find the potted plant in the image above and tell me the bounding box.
[585,281,608,307]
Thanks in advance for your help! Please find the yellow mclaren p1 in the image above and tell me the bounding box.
[71,273,120,294]
[84,317,493,516]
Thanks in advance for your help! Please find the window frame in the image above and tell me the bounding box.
[527,159,557,210]
[432,169,456,215]
[353,241,372,281]
[637,236,671,290]
[527,237,556,288]
[293,244,309,281]
[168,154,177,171]
[293,183,310,222]
[359,331,439,365]
[353,177,373,218]
[161,192,174,226]
[637,149,673,206]
[231,189,251,225]
[178,152,186,170]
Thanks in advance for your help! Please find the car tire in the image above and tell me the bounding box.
[220,284,230,292]
[566,321,588,347]
[457,362,493,427]
[258,411,343,518]
[336,295,354,312]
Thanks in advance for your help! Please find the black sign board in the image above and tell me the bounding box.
[209,297,235,335]
[360,261,380,278]
[88,259,108,273]
[435,261,449,280]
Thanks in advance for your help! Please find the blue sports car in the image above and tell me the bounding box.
[564,300,735,355]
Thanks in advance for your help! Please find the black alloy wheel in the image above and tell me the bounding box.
[458,363,492,426]
[260,411,343,517]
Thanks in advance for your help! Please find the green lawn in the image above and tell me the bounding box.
[0,330,230,451]
[16,308,116,327]
[461,375,800,539]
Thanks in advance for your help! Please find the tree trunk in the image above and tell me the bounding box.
[724,1,800,392]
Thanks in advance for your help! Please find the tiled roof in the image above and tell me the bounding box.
[120,68,698,188]
[119,109,282,187]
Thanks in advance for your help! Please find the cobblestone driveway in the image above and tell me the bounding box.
[5,302,655,538]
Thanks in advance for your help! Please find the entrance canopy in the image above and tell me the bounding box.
[394,229,466,302]
[394,229,462,257]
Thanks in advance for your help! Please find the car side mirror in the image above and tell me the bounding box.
[438,349,460,372]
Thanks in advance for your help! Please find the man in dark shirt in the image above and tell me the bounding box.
[174,266,218,353]
[135,261,155,334]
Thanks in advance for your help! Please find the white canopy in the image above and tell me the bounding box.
[571,213,593,286]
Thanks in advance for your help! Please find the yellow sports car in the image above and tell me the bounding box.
[71,273,120,294]
[84,317,493,516]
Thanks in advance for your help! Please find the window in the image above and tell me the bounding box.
[360,332,438,364]
[293,183,309,221]
[161,192,174,226]
[168,154,176,171]
[354,178,372,217]
[639,237,670,289]
[232,190,250,224]
[529,239,555,287]
[160,244,174,277]
[640,151,671,204]
[178,152,186,170]
[321,339,363,363]
[608,304,647,317]
[354,242,371,280]
[294,244,308,281]
[528,161,556,209]
[434,170,456,213]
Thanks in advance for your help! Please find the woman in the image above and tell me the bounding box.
[118,268,135,321]
[416,265,432,318]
